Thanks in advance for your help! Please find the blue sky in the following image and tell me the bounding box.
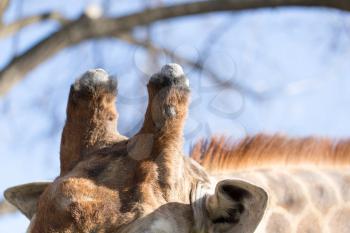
[1,0,350,232]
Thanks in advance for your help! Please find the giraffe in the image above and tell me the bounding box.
[3,64,350,233]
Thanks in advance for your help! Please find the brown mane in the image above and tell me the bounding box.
[190,134,350,173]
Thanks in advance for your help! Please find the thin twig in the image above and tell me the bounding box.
[0,0,9,22]
[117,34,263,99]
[0,11,69,38]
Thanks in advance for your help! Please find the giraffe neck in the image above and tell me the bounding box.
[211,167,350,233]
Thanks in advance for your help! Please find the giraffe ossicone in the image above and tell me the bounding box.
[161,63,184,78]
[4,63,350,233]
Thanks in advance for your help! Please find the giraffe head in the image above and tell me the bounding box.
[4,64,268,233]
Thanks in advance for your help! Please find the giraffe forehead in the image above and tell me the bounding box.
[31,176,129,232]
[47,176,120,212]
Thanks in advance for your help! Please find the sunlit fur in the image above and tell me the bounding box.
[191,135,350,173]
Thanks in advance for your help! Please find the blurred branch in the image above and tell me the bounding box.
[118,34,264,99]
[143,0,158,72]
[0,200,17,216]
[1,0,350,95]
[0,0,9,22]
[0,12,69,38]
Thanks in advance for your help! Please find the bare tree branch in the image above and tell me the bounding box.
[118,34,265,100]
[0,12,69,38]
[0,200,17,216]
[0,0,9,22]
[1,0,350,95]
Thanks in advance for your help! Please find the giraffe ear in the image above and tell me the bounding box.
[206,179,268,233]
[4,182,50,219]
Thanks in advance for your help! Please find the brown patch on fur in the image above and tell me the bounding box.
[297,211,321,233]
[265,171,307,214]
[329,208,350,233]
[266,212,291,233]
[326,171,350,202]
[191,135,350,173]
[293,169,338,214]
